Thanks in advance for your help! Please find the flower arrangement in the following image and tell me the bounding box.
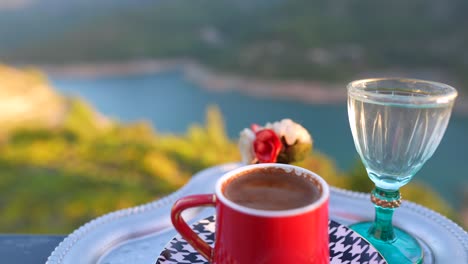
[238,119,313,164]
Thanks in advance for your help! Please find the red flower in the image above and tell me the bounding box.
[253,129,282,163]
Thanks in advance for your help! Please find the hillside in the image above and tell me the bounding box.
[0,64,241,232]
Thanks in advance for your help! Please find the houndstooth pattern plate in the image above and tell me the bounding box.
[156,216,386,264]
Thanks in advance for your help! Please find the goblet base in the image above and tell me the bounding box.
[351,222,423,264]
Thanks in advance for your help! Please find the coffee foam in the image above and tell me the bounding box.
[222,167,321,191]
[221,166,322,211]
[216,164,329,217]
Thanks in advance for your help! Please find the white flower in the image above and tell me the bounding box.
[238,128,256,164]
[265,118,312,145]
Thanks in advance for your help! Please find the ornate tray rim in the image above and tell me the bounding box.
[47,162,468,264]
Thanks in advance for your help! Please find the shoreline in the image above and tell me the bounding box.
[39,59,468,114]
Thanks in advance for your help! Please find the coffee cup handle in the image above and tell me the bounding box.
[171,194,216,262]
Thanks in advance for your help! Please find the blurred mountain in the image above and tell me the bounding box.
[0,0,154,11]
[0,0,467,83]
[0,0,156,51]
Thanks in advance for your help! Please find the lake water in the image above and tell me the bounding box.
[51,71,468,209]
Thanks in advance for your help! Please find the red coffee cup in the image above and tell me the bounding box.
[171,163,330,264]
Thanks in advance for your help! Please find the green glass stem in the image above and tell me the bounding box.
[351,186,424,263]
[368,187,401,242]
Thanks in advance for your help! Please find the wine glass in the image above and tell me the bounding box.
[347,78,457,263]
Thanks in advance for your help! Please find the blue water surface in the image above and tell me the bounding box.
[51,71,468,209]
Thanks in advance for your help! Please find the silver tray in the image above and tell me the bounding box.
[47,163,468,264]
